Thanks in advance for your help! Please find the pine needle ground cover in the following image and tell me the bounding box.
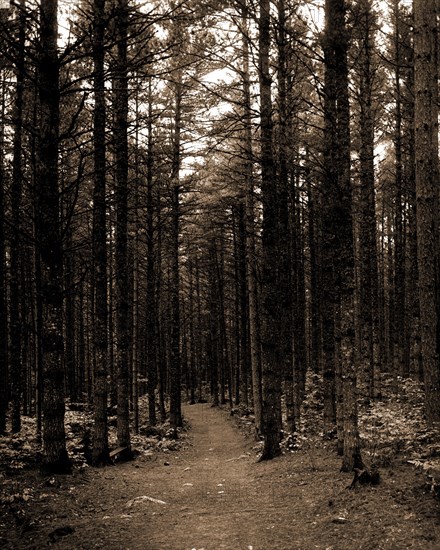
[1,383,440,549]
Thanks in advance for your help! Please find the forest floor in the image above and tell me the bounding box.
[1,396,440,550]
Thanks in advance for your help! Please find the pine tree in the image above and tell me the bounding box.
[91,0,110,466]
[353,0,381,400]
[413,0,440,424]
[259,0,282,460]
[9,0,26,433]
[323,0,363,471]
[0,32,7,434]
[37,0,71,473]
[114,0,132,452]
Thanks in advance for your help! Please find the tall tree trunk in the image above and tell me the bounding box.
[0,55,7,434]
[413,0,440,424]
[195,255,204,403]
[146,76,157,426]
[232,209,242,405]
[114,0,131,451]
[217,233,231,406]
[237,203,248,407]
[321,0,338,438]
[276,0,295,434]
[259,0,282,460]
[324,0,363,471]
[356,0,380,400]
[337,0,363,472]
[392,0,405,384]
[91,0,110,466]
[307,169,322,378]
[64,228,77,402]
[9,0,26,433]
[131,90,141,434]
[292,172,307,426]
[169,74,183,430]
[402,36,417,381]
[336,0,363,472]
[37,0,70,473]
[21,259,31,416]
[208,240,220,407]
[156,187,166,422]
[108,203,116,407]
[241,2,262,433]
[188,257,196,405]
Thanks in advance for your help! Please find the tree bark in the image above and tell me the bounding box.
[91,0,110,466]
[114,0,131,451]
[413,0,440,424]
[9,0,26,433]
[355,0,380,400]
[276,0,295,434]
[323,0,363,471]
[240,2,262,433]
[146,76,157,425]
[259,0,282,460]
[169,73,183,430]
[37,0,71,473]
[0,53,7,434]
[208,240,220,407]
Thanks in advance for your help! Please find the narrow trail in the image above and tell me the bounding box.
[97,403,321,550]
[140,403,265,549]
[82,404,439,550]
[16,403,440,549]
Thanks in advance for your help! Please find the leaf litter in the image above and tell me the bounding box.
[1,384,440,548]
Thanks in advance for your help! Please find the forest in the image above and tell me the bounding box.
[1,0,440,546]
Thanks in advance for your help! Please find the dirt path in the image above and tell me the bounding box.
[8,403,440,549]
[133,403,263,549]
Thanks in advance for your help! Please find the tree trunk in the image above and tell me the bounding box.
[9,0,26,433]
[37,0,70,473]
[307,170,322,378]
[240,3,262,433]
[91,0,110,466]
[114,0,131,452]
[259,0,282,460]
[169,74,182,430]
[64,228,77,402]
[292,172,307,427]
[188,258,196,405]
[355,0,380,400]
[0,56,7,434]
[208,240,220,407]
[232,209,241,406]
[276,0,295,435]
[156,187,166,422]
[146,76,157,425]
[392,0,405,384]
[323,0,363,471]
[321,0,338,437]
[237,203,248,408]
[413,0,440,424]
